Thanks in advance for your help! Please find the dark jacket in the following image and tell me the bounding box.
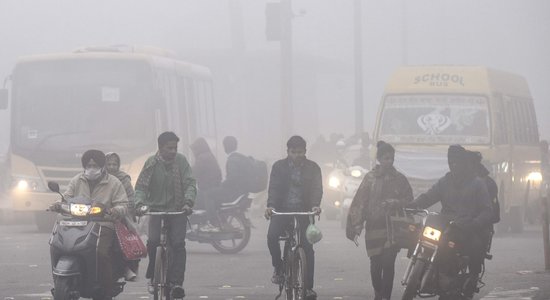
[414,172,493,230]
[191,139,222,191]
[222,152,252,196]
[267,157,323,211]
[346,165,413,257]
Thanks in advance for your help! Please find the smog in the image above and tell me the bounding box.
[0,1,549,299]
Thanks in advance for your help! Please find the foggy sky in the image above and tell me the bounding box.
[0,0,549,158]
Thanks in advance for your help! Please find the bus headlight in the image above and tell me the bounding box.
[12,176,46,192]
[328,176,341,189]
[422,226,442,242]
[526,172,542,183]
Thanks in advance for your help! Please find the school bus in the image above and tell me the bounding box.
[373,65,541,232]
[0,45,217,231]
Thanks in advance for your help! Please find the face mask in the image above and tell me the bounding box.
[84,167,102,181]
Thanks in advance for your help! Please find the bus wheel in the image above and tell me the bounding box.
[35,211,56,233]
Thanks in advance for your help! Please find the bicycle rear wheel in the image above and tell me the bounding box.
[154,246,169,300]
[292,247,307,300]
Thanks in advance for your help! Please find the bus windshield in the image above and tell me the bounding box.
[12,59,158,152]
[378,94,490,144]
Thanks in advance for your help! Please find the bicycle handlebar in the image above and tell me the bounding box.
[404,208,429,215]
[271,211,318,216]
[144,211,188,216]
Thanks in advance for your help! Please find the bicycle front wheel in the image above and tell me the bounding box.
[292,247,307,300]
[153,246,168,300]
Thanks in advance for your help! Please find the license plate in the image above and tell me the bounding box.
[59,220,88,226]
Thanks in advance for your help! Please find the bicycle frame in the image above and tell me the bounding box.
[145,211,186,300]
[272,211,317,300]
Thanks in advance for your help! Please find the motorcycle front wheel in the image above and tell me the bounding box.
[53,276,76,300]
[211,213,251,254]
[401,259,426,300]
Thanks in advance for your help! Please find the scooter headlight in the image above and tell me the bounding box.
[422,226,441,242]
[70,204,91,216]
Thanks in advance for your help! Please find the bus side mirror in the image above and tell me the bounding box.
[0,89,8,110]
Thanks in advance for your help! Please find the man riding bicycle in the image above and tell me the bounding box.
[265,135,323,299]
[135,131,197,298]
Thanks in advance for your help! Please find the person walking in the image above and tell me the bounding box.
[346,141,413,300]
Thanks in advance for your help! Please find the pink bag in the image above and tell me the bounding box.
[114,221,147,260]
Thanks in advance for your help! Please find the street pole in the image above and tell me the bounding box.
[281,0,293,146]
[353,0,364,136]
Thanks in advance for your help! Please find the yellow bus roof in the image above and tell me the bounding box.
[384,65,532,98]
[15,46,212,80]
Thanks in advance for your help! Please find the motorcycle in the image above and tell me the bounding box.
[47,181,126,300]
[339,165,367,228]
[186,193,253,254]
[400,209,488,300]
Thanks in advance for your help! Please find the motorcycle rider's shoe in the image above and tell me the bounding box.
[147,278,155,294]
[271,266,283,285]
[124,268,137,282]
[305,289,317,299]
[171,285,185,298]
[201,223,221,232]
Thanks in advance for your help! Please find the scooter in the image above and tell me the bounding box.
[400,209,488,300]
[187,193,253,254]
[47,181,125,300]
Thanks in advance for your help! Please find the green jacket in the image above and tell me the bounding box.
[135,153,197,211]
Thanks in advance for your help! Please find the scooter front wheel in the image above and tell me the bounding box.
[53,275,77,300]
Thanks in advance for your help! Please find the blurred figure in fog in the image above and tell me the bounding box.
[353,132,373,169]
[308,135,328,164]
[105,152,139,282]
[204,136,252,230]
[190,137,222,210]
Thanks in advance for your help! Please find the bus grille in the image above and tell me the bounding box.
[38,167,81,190]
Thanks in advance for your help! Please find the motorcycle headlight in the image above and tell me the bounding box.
[350,169,362,178]
[70,204,91,216]
[422,226,442,242]
[328,176,341,189]
[12,176,47,192]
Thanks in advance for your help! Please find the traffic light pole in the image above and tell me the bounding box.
[281,0,293,145]
[353,0,364,136]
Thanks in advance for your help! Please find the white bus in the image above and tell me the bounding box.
[0,45,217,231]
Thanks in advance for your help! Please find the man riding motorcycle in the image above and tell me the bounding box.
[58,149,129,300]
[408,145,494,299]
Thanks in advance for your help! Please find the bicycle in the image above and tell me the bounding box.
[271,210,317,300]
[144,210,189,300]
